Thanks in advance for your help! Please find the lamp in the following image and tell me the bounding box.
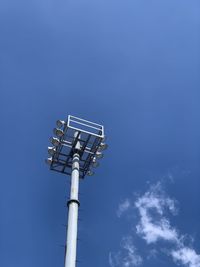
[102,135,107,142]
[45,157,53,165]
[87,170,94,176]
[54,128,64,137]
[92,157,100,168]
[98,143,108,152]
[96,151,104,159]
[56,120,66,128]
[48,146,56,156]
[50,137,60,146]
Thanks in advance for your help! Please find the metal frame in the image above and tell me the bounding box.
[67,115,104,137]
[49,115,105,178]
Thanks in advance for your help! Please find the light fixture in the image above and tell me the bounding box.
[87,170,94,176]
[48,146,56,156]
[102,135,107,142]
[46,115,107,267]
[98,143,108,152]
[92,161,99,168]
[92,157,100,168]
[53,128,64,137]
[96,151,104,159]
[50,137,60,146]
[45,157,53,165]
[56,120,66,128]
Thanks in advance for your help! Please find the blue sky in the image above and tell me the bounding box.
[1,0,200,267]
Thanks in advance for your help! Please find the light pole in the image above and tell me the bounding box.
[46,115,107,267]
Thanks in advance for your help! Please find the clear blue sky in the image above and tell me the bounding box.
[1,1,200,267]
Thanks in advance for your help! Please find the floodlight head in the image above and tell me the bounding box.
[48,146,56,156]
[98,143,108,152]
[54,128,64,137]
[92,162,99,168]
[92,157,99,168]
[50,137,60,146]
[45,157,53,165]
[96,151,104,159]
[87,170,94,176]
[56,120,66,128]
[102,135,107,142]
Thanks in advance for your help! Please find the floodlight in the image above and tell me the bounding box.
[50,137,60,146]
[45,157,53,165]
[56,120,66,128]
[98,143,108,152]
[46,115,107,267]
[91,157,99,168]
[87,170,94,176]
[96,151,104,159]
[48,146,56,156]
[53,128,64,137]
[102,135,107,142]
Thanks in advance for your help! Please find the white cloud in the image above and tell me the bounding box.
[147,249,158,260]
[135,183,178,244]
[112,182,200,267]
[109,236,142,267]
[117,199,131,218]
[134,182,200,267]
[171,247,200,267]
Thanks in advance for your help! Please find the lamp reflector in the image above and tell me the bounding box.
[92,157,100,168]
[102,135,107,142]
[87,170,94,176]
[92,162,99,168]
[96,151,104,159]
[98,143,108,151]
[53,128,64,137]
[50,137,60,146]
[48,146,56,156]
[56,120,66,128]
[45,157,53,165]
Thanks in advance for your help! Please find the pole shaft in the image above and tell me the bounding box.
[65,151,80,267]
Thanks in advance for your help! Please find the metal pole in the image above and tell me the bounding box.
[65,134,80,267]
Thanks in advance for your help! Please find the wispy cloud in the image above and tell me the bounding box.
[135,182,178,244]
[111,181,200,267]
[171,247,200,267]
[134,182,200,267]
[147,249,158,260]
[117,199,131,218]
[109,236,142,267]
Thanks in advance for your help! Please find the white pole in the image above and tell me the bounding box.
[65,134,80,267]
